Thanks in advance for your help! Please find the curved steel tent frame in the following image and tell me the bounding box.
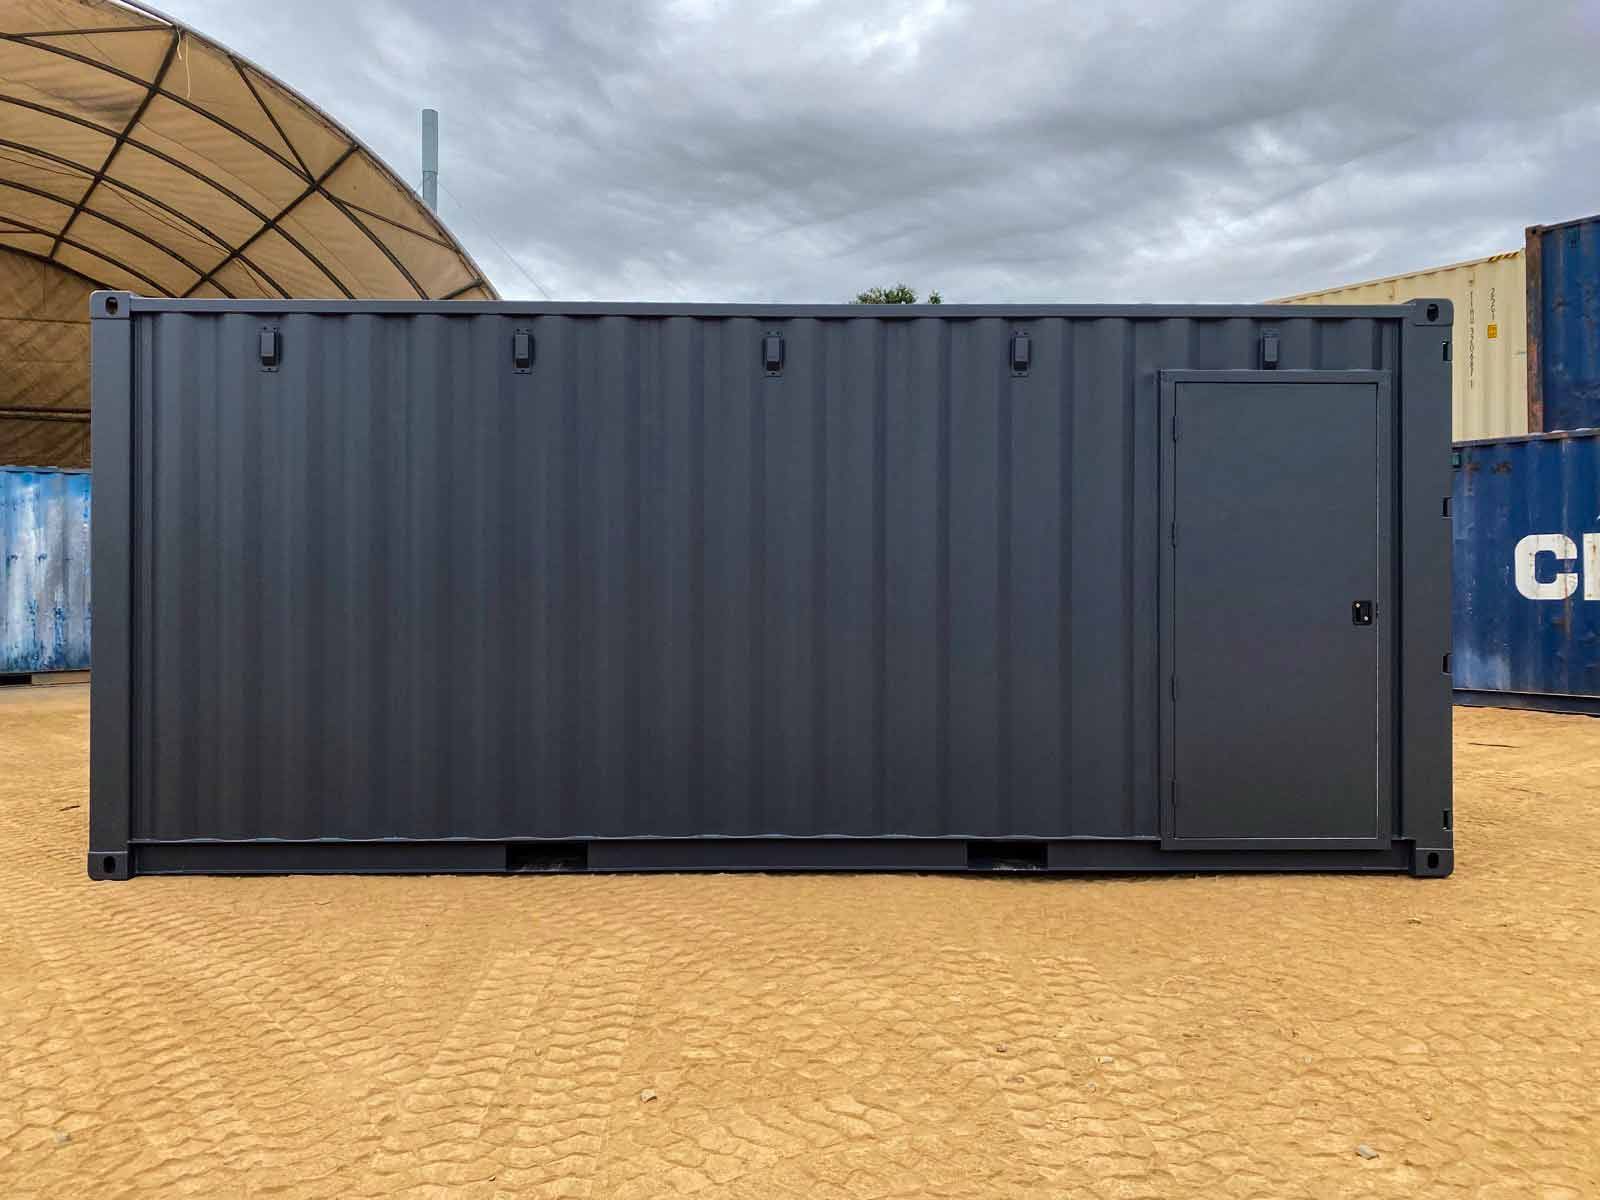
[0,0,498,301]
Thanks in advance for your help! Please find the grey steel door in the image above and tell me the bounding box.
[1160,371,1391,847]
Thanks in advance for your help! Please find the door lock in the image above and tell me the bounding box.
[1352,600,1373,625]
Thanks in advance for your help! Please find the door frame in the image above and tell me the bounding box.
[1158,369,1394,850]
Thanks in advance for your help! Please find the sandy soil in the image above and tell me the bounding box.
[0,683,1596,1199]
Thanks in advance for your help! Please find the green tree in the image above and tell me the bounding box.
[853,284,942,304]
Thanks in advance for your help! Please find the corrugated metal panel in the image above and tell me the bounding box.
[89,297,1454,876]
[1275,252,1527,440]
[0,466,91,672]
[1453,430,1600,705]
[1527,215,1600,433]
[132,312,1176,842]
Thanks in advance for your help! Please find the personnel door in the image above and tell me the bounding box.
[1160,371,1391,848]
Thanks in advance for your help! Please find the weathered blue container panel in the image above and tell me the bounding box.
[0,467,92,673]
[1528,214,1600,432]
[1453,431,1600,711]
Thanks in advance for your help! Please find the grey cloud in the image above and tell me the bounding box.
[159,0,1600,301]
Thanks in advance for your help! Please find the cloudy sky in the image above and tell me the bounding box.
[157,0,1600,304]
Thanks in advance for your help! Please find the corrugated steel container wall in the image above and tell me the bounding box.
[0,466,91,673]
[133,311,1206,842]
[1276,252,1527,440]
[1527,215,1600,433]
[1453,431,1600,708]
[88,296,1454,878]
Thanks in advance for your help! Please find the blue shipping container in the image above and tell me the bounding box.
[1453,430,1600,712]
[1528,214,1600,432]
[0,467,92,674]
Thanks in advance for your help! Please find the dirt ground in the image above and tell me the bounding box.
[0,684,1595,1199]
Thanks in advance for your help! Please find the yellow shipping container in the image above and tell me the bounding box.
[1273,251,1526,440]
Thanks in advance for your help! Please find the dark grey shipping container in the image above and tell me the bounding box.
[88,293,1455,879]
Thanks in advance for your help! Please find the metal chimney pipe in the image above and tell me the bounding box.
[421,108,439,212]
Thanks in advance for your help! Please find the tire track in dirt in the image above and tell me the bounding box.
[2,689,1599,1198]
[0,863,375,1196]
[482,944,648,1198]
[349,947,558,1196]
[595,930,1048,1199]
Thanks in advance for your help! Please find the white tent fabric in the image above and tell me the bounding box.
[0,246,92,464]
[0,0,496,302]
[0,0,498,465]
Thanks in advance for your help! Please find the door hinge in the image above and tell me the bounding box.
[1170,521,1177,547]
[1171,413,1180,441]
[1170,779,1179,811]
[1170,676,1178,701]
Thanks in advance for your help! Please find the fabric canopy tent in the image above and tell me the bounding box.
[0,0,499,465]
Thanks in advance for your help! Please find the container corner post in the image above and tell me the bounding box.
[89,292,136,880]
[87,850,132,880]
[1411,845,1453,878]
[90,290,134,320]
